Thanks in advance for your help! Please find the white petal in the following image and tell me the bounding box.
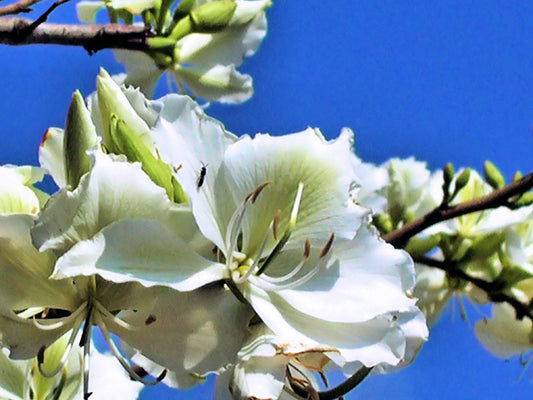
[272,224,417,324]
[113,50,162,97]
[474,303,533,358]
[214,128,367,256]
[53,218,227,290]
[178,12,267,67]
[174,64,253,103]
[32,152,172,255]
[39,127,66,188]
[76,1,104,22]
[110,285,253,388]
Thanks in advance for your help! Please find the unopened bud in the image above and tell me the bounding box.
[483,161,505,190]
[64,91,98,189]
[190,0,237,32]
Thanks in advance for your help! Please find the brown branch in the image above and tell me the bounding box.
[0,0,42,16]
[415,255,533,321]
[23,0,70,34]
[0,17,153,53]
[383,171,533,248]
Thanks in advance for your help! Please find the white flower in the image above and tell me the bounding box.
[215,324,339,400]
[0,334,143,400]
[112,0,270,102]
[0,165,47,215]
[0,152,251,396]
[475,303,533,359]
[53,94,427,373]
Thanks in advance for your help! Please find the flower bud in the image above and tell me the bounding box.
[96,69,152,152]
[109,115,187,203]
[64,90,98,189]
[190,0,237,32]
[483,161,505,190]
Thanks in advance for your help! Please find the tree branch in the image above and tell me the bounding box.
[383,171,533,248]
[0,17,152,53]
[0,0,42,16]
[415,255,533,321]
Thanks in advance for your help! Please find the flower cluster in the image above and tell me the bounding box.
[0,70,429,399]
[78,0,271,103]
[352,155,533,366]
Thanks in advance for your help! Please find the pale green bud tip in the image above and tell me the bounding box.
[190,0,237,32]
[516,192,533,207]
[64,90,98,189]
[443,162,455,184]
[512,170,523,182]
[455,168,471,191]
[483,161,505,189]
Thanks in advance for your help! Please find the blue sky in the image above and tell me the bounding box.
[1,1,533,399]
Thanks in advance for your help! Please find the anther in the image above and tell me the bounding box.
[272,210,281,240]
[145,315,156,325]
[245,181,272,203]
[303,238,311,261]
[319,233,335,258]
[37,346,45,364]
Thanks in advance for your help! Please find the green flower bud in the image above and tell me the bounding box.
[190,0,237,32]
[512,170,523,182]
[483,161,505,190]
[64,90,98,189]
[148,36,177,51]
[109,115,187,203]
[451,168,471,200]
[372,213,394,234]
[96,69,152,152]
[406,234,440,257]
[515,191,533,207]
[173,0,195,20]
[443,162,455,185]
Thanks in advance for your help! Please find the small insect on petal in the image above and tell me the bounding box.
[197,162,207,189]
[145,314,156,325]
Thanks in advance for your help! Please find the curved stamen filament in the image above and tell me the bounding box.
[32,301,87,331]
[233,220,275,285]
[37,311,86,378]
[93,300,141,332]
[252,255,328,291]
[95,314,166,386]
[256,183,305,276]
[225,200,250,271]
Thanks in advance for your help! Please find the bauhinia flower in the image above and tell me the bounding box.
[215,323,340,400]
[0,334,143,400]
[475,303,533,360]
[0,130,252,397]
[47,91,428,379]
[78,0,271,103]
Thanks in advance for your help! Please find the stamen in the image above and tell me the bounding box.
[95,314,167,386]
[245,181,272,203]
[37,312,85,378]
[253,255,328,291]
[319,233,335,258]
[225,201,250,270]
[256,183,305,276]
[93,300,141,331]
[272,210,281,240]
[32,301,87,331]
[303,238,311,261]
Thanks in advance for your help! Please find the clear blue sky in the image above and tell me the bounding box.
[2,1,533,399]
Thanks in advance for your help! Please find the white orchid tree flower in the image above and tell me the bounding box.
[0,333,143,400]
[215,323,340,400]
[0,150,251,398]
[475,303,533,360]
[0,165,48,215]
[46,93,427,378]
[111,0,270,102]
